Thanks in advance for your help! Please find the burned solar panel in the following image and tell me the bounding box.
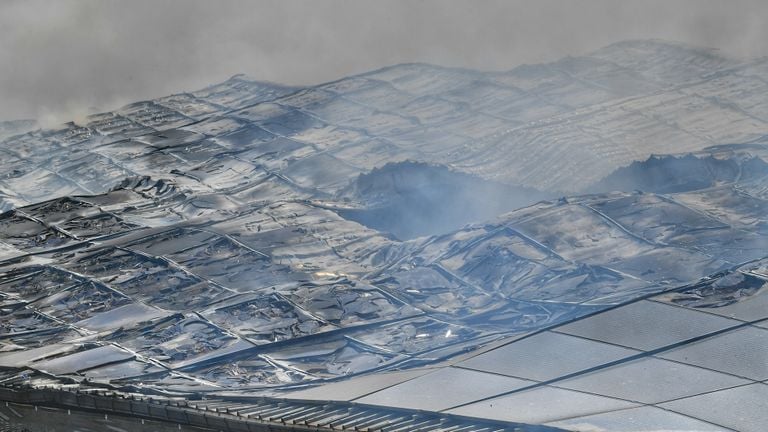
[2,40,768,431]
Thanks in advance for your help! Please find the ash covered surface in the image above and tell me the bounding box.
[2,40,768,430]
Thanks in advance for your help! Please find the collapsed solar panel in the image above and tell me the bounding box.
[2,40,768,431]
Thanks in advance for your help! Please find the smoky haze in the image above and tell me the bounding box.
[1,0,767,123]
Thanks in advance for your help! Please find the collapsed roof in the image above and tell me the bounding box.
[2,40,768,431]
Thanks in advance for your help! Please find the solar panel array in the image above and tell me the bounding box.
[326,259,768,431]
[1,40,768,431]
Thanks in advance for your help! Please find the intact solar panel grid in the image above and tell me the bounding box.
[657,326,768,380]
[555,300,740,350]
[446,386,638,424]
[660,383,768,432]
[355,367,535,412]
[556,356,750,404]
[546,406,727,432]
[283,369,432,401]
[458,331,640,381]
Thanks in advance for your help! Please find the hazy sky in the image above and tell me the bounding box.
[1,0,766,122]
